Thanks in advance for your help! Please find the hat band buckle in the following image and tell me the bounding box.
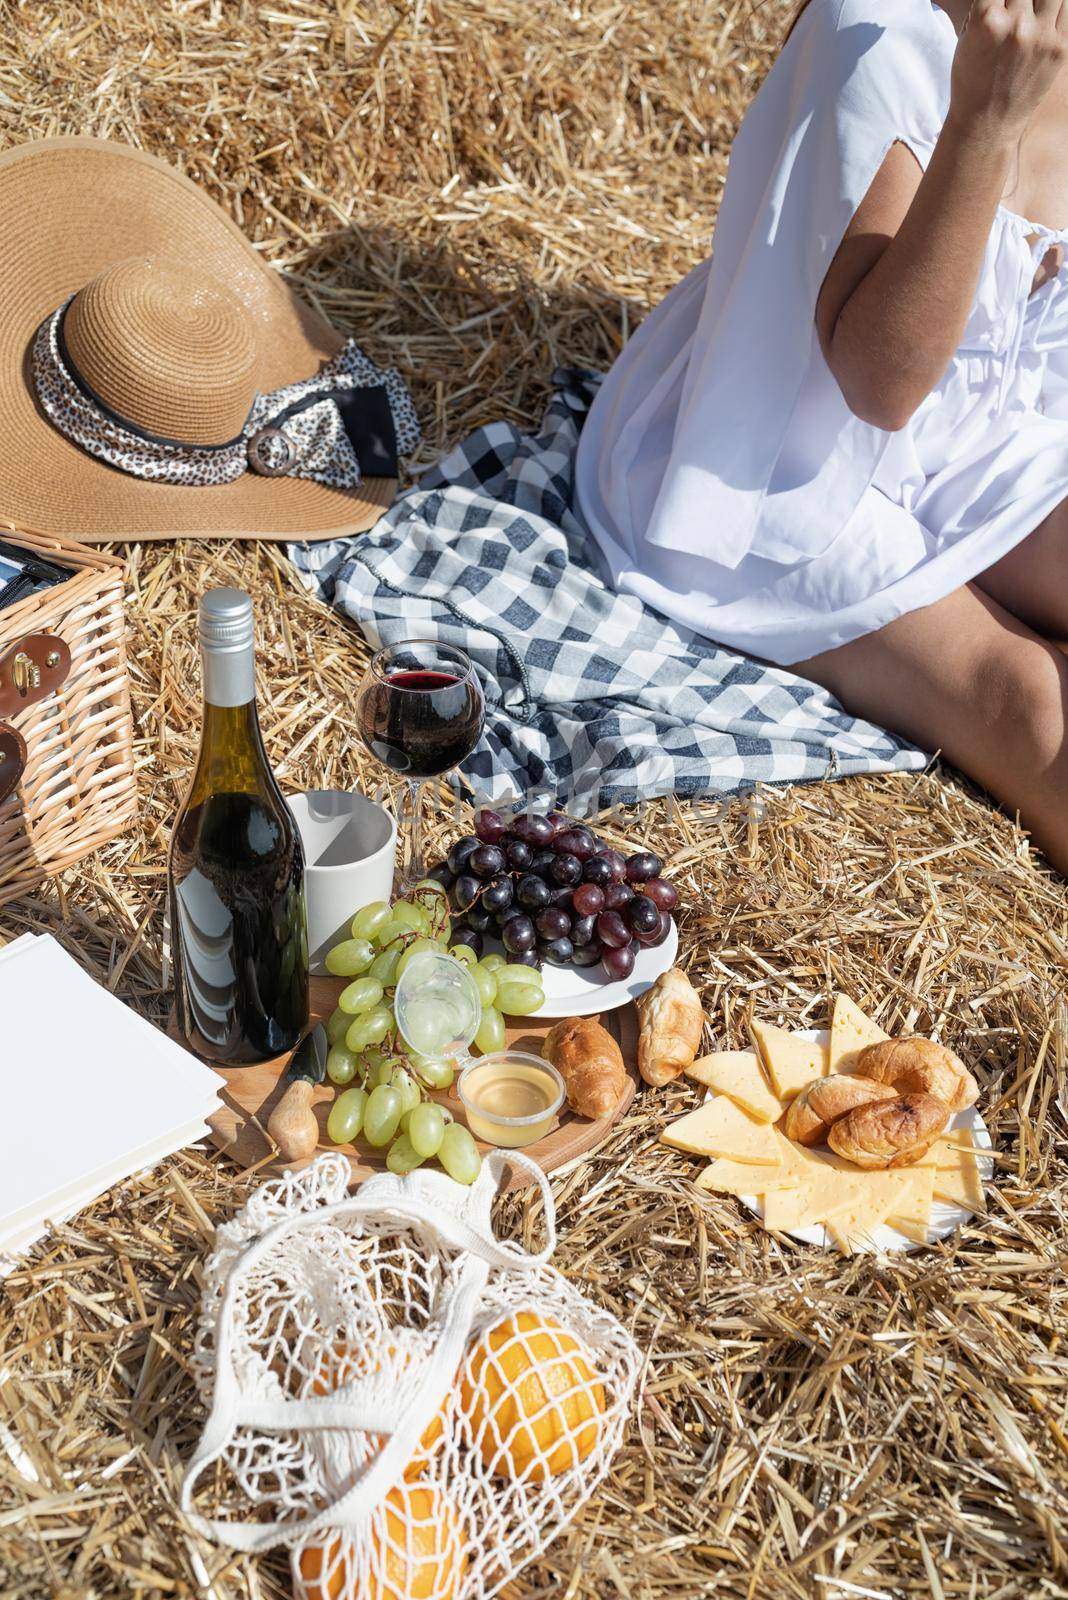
[246,426,299,477]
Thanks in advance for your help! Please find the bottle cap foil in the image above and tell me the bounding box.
[199,588,254,653]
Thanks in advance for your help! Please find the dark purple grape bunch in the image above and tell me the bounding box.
[426,809,678,979]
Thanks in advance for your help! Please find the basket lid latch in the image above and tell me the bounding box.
[0,632,72,719]
[0,724,26,806]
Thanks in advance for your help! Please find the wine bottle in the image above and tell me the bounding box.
[169,589,308,1064]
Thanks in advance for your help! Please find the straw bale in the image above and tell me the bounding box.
[0,2,1066,1597]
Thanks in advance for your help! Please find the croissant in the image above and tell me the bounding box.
[827,1092,950,1169]
[543,1016,627,1119]
[783,1074,897,1146]
[854,1036,978,1113]
[635,967,705,1087]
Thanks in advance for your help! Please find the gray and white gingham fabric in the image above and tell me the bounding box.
[290,371,926,810]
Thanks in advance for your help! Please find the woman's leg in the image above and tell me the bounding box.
[795,584,1068,875]
[974,498,1068,639]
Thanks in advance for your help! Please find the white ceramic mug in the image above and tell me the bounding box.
[288,790,397,974]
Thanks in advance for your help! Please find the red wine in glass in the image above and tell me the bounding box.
[355,642,485,885]
[361,668,483,777]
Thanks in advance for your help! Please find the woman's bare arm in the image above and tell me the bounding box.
[816,0,1068,432]
[815,124,1015,430]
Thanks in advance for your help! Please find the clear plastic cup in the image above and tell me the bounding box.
[458,1052,565,1149]
[393,948,482,1061]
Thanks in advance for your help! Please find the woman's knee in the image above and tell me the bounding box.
[972,638,1068,774]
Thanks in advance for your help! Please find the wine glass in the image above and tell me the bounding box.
[355,640,485,889]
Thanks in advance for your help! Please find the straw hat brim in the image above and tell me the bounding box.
[0,137,398,544]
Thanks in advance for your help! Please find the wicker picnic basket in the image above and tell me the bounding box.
[0,524,136,906]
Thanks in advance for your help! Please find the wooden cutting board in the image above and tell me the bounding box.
[170,975,639,1192]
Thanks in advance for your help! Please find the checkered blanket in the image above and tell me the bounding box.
[290,371,926,811]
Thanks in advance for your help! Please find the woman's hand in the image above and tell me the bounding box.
[951,0,1068,138]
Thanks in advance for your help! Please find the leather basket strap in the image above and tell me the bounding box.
[0,632,71,719]
[0,724,27,805]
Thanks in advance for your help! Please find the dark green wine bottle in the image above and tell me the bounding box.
[169,589,308,1064]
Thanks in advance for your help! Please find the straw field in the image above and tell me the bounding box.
[2,2,1067,1597]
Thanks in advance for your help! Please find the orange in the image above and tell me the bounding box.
[311,1340,451,1478]
[297,1531,347,1600]
[376,1481,465,1600]
[459,1310,606,1480]
[295,1485,465,1600]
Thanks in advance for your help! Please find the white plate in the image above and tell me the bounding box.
[729,1030,994,1254]
[491,918,678,1018]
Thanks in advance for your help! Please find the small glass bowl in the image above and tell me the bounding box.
[458,1051,565,1149]
[393,948,482,1060]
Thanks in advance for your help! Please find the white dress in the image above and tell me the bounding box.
[575,0,1068,666]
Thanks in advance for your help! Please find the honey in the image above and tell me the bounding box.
[458,1052,565,1149]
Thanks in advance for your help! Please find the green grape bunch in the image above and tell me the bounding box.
[318,881,545,1186]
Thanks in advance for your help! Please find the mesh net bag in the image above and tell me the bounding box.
[181,1150,641,1599]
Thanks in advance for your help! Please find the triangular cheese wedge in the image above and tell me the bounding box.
[695,1155,800,1196]
[760,1133,877,1230]
[750,1020,827,1100]
[885,1166,937,1246]
[828,994,889,1074]
[931,1144,986,1212]
[940,1126,980,1150]
[822,1174,905,1253]
[935,1129,978,1161]
[818,1190,901,1248]
[916,1131,980,1169]
[825,1216,881,1255]
[884,1216,932,1246]
[771,1128,852,1178]
[763,1167,869,1232]
[660,1095,779,1165]
[685,1051,783,1123]
[884,1165,935,1232]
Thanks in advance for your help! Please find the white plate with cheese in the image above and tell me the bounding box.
[681,1030,997,1254]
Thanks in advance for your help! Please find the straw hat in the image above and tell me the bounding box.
[0,137,408,544]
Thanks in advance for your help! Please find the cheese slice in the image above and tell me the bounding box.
[750,1020,827,1100]
[762,1169,869,1232]
[883,1216,932,1246]
[884,1164,935,1232]
[695,1156,800,1196]
[660,1095,780,1165]
[822,1177,904,1253]
[885,1171,937,1245]
[759,1135,875,1230]
[917,1132,980,1169]
[685,1051,783,1123]
[772,1128,854,1179]
[931,1144,986,1212]
[828,994,889,1074]
[926,1129,978,1164]
[832,1167,936,1251]
[860,1166,928,1212]
[940,1126,980,1151]
[825,1216,881,1255]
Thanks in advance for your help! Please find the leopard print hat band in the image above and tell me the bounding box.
[31,298,421,490]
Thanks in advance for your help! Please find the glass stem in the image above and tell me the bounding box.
[404,778,426,887]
